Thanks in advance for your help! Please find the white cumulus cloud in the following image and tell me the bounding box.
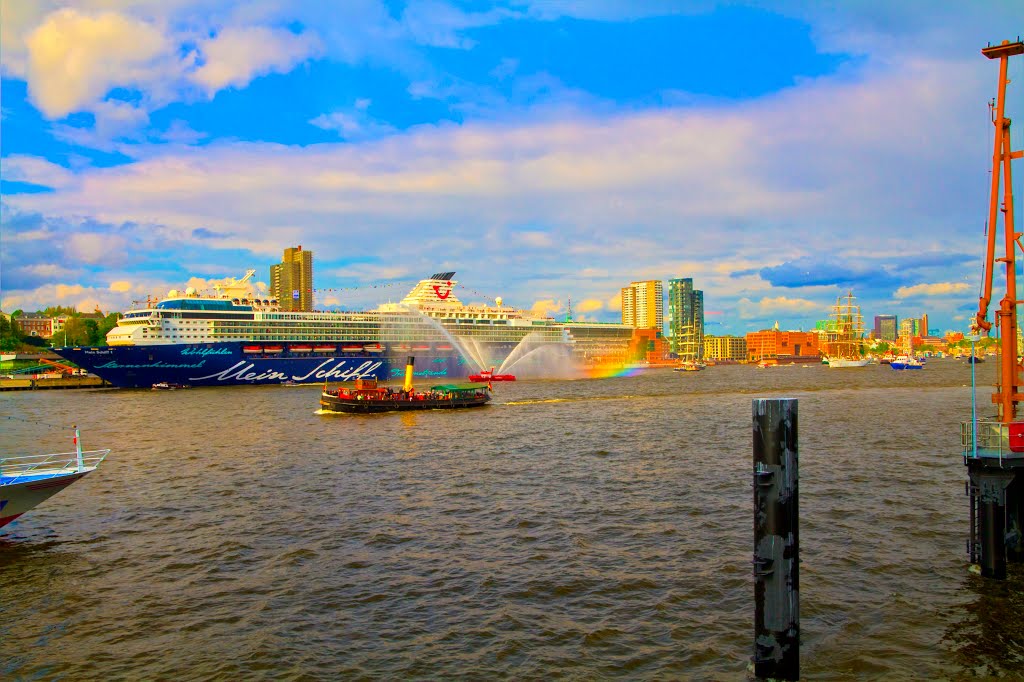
[531,299,561,317]
[67,233,127,265]
[737,296,820,320]
[1,155,76,189]
[894,282,971,298]
[109,280,133,293]
[24,9,173,118]
[576,298,604,313]
[191,26,319,95]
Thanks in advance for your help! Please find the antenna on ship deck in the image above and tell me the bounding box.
[566,296,573,322]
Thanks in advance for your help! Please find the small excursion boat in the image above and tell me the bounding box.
[152,382,190,390]
[320,380,491,413]
[673,360,705,372]
[890,354,923,370]
[1,426,109,529]
[468,368,516,382]
[320,357,491,414]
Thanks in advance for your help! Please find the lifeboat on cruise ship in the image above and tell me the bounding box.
[263,345,284,353]
[363,343,384,353]
[313,345,336,353]
[342,344,363,352]
[412,344,430,351]
[290,345,313,353]
[436,344,453,351]
[243,345,261,354]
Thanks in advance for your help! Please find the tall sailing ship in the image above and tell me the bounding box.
[824,291,868,368]
[55,271,635,388]
[674,324,705,371]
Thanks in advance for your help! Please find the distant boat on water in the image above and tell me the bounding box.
[891,354,923,370]
[152,382,190,390]
[468,368,516,382]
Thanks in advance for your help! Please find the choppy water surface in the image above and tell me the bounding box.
[2,359,1023,679]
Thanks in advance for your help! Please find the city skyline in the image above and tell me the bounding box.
[2,2,1022,336]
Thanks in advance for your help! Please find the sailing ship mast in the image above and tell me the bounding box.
[826,291,865,361]
[973,39,1024,423]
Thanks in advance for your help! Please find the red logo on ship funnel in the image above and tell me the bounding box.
[433,281,452,300]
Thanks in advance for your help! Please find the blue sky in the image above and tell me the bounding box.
[1,0,1022,335]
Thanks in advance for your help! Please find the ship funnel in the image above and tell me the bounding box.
[403,356,415,392]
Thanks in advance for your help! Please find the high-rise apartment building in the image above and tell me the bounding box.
[874,314,898,341]
[667,278,704,358]
[270,245,314,312]
[900,316,927,340]
[621,280,663,330]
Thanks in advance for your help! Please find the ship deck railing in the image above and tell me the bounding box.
[961,420,1024,463]
[0,449,110,485]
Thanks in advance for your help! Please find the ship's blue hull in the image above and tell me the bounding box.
[55,342,480,388]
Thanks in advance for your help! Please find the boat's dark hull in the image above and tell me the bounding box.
[0,470,90,528]
[54,342,484,388]
[319,393,490,413]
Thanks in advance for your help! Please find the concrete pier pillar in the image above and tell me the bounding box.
[752,398,799,681]
[968,467,1016,579]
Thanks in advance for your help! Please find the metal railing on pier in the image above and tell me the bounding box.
[960,420,1024,464]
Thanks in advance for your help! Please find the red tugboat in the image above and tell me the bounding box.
[468,367,516,382]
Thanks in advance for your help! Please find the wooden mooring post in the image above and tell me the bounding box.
[752,398,799,680]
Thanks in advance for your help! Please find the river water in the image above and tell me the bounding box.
[2,359,1023,679]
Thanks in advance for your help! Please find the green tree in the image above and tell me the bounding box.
[60,318,91,346]
[96,313,120,345]
[0,316,17,351]
[42,305,77,317]
[0,315,30,351]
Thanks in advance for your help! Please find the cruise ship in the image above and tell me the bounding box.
[55,271,635,388]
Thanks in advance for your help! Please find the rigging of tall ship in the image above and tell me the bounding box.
[55,271,636,388]
[824,291,869,368]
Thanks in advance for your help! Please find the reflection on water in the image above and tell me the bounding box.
[1,359,1023,679]
[943,568,1024,674]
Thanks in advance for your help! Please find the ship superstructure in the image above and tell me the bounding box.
[57,271,634,387]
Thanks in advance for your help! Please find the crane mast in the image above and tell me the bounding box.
[965,39,1024,581]
[974,39,1024,423]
